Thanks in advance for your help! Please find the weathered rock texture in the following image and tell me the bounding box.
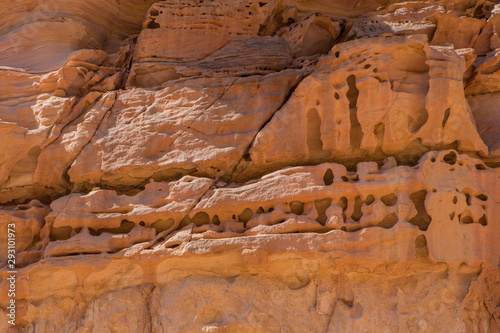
[0,0,499,332]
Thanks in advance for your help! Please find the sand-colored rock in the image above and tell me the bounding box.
[0,0,499,332]
[0,47,133,203]
[236,35,488,180]
[278,13,342,58]
[128,0,283,87]
[47,175,211,230]
[0,200,49,267]
[431,13,485,49]
[467,92,500,157]
[0,0,157,71]
[347,3,442,40]
[0,227,498,331]
[33,150,499,269]
[466,48,500,95]
[68,71,303,188]
[471,3,500,55]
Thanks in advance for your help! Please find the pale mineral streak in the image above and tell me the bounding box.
[0,0,499,332]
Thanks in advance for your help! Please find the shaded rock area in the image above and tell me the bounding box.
[0,0,499,331]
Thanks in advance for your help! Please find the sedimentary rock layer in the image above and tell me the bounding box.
[0,0,499,331]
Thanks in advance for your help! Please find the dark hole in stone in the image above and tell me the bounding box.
[442,108,450,128]
[377,213,398,228]
[290,201,305,215]
[351,196,363,222]
[347,75,363,149]
[238,208,254,224]
[460,214,473,224]
[381,193,397,206]
[315,198,331,225]
[192,212,210,226]
[408,190,432,231]
[151,218,175,233]
[96,220,136,236]
[465,193,471,205]
[338,197,348,211]
[323,169,334,185]
[443,151,457,165]
[473,5,485,18]
[476,194,488,201]
[147,20,160,29]
[49,226,73,241]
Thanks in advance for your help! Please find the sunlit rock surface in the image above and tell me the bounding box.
[0,0,499,331]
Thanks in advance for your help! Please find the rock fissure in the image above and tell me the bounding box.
[229,70,309,181]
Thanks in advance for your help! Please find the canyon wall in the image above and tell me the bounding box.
[0,0,499,331]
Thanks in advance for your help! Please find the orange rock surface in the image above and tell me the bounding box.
[0,0,499,332]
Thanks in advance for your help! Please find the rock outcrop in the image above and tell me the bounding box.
[0,0,499,332]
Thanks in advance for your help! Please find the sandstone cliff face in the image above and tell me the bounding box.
[0,0,499,332]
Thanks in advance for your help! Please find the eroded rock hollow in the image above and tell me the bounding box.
[1,0,499,331]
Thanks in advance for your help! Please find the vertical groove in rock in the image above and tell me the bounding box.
[347,74,363,150]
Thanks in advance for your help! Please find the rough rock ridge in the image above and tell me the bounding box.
[0,0,499,332]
